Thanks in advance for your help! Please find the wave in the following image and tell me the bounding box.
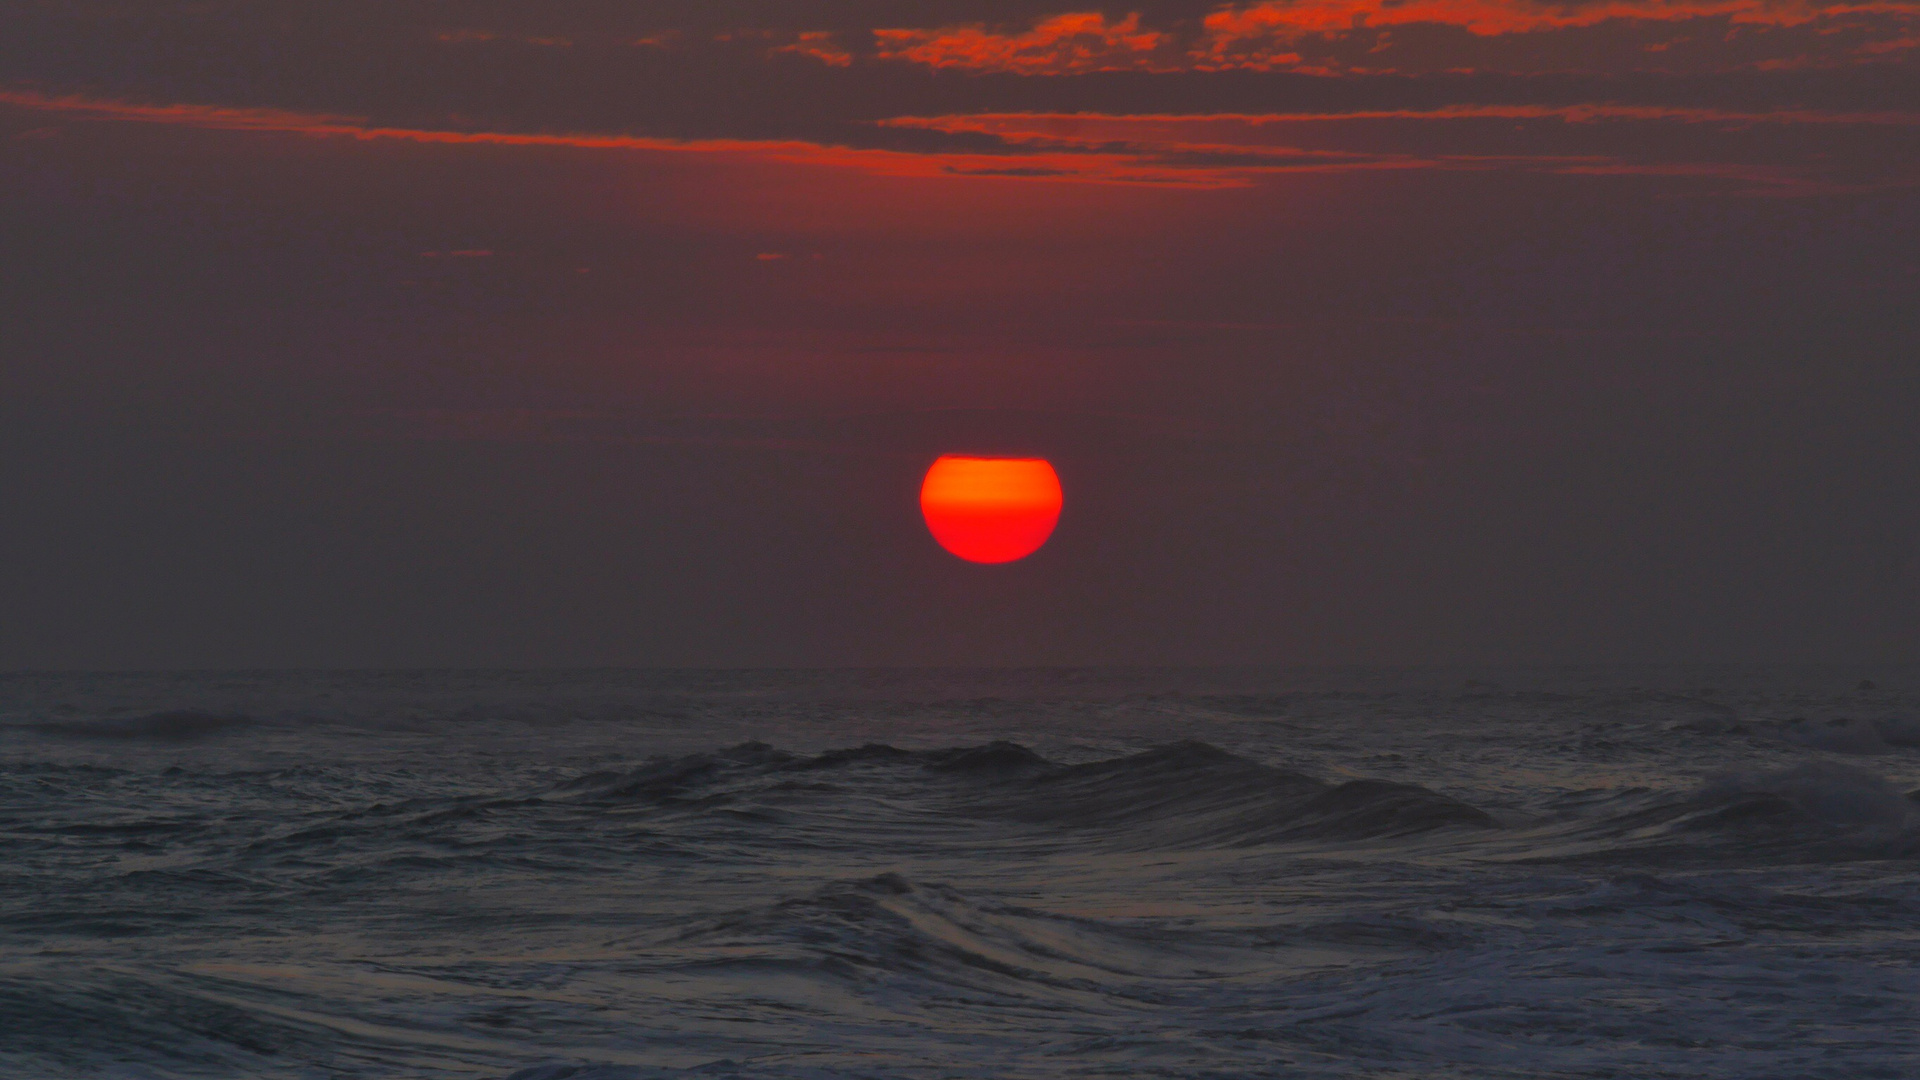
[506,1060,679,1068]
[0,962,324,1073]
[664,871,1272,990]
[556,739,1912,863]
[1538,759,1920,864]
[1774,717,1901,755]
[552,740,1496,846]
[512,871,1468,1080]
[24,710,254,742]
[552,741,794,803]
[965,740,1494,844]
[1696,760,1916,832]
[1734,714,1920,755]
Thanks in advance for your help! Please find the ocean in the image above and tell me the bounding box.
[2,666,1917,1078]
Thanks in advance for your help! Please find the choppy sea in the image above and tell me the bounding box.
[3,666,1919,1078]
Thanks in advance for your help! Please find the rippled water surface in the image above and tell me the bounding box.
[4,667,1919,1078]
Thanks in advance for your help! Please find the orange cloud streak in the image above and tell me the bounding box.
[0,91,1242,187]
[879,107,1920,194]
[6,92,1905,196]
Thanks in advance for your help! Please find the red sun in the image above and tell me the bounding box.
[920,456,1063,564]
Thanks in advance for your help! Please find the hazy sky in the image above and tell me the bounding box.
[2,0,1917,668]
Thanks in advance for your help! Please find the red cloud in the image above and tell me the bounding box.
[874,13,1173,72]
[888,105,1920,133]
[774,31,854,67]
[860,2,1917,74]
[1202,0,1897,39]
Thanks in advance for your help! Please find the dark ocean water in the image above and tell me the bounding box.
[3,667,1919,1078]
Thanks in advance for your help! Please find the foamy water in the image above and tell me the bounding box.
[3,667,1918,1078]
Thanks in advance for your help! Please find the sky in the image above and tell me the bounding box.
[1,0,1917,669]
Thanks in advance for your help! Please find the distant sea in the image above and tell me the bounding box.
[3,667,1917,1078]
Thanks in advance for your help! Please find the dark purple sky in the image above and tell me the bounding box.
[2,1,1917,667]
